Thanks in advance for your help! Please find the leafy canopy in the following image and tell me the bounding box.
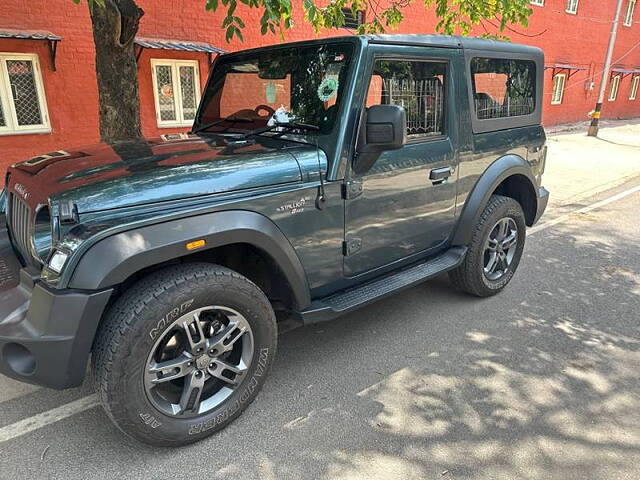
[203,0,533,42]
[75,0,533,42]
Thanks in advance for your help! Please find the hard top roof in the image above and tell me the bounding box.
[366,34,542,56]
[216,34,542,59]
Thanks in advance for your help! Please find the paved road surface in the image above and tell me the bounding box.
[1,172,640,479]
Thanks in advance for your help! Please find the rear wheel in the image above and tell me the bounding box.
[92,263,277,446]
[449,195,526,297]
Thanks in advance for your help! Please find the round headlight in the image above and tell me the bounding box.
[32,205,53,263]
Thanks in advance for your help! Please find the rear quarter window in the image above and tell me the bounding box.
[471,57,536,120]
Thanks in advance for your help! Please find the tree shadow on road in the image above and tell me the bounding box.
[5,206,639,480]
[263,213,640,480]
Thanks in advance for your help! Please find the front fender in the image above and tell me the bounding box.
[452,155,537,246]
[68,210,311,310]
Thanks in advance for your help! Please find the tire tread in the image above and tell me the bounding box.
[92,262,275,446]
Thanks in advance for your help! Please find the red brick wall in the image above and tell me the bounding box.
[0,1,99,168]
[0,0,639,172]
[519,0,640,125]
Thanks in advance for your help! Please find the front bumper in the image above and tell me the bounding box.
[534,186,550,225]
[0,221,112,389]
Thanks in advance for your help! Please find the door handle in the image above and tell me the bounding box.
[429,167,453,184]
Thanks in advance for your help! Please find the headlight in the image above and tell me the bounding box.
[48,250,69,273]
[32,204,53,263]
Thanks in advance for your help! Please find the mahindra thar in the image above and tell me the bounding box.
[0,34,548,446]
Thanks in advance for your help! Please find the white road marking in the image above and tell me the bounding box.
[0,394,99,444]
[1,183,639,443]
[529,184,640,235]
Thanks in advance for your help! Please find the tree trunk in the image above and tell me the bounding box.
[89,0,144,142]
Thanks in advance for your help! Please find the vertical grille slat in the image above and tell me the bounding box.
[9,193,33,263]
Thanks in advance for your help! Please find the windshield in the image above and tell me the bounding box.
[197,43,354,136]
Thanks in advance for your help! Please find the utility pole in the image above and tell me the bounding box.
[587,0,625,137]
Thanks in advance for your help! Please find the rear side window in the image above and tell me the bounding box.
[366,60,447,139]
[471,58,536,120]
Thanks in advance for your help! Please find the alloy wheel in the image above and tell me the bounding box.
[483,217,519,281]
[143,306,254,417]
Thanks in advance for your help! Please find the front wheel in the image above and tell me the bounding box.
[92,263,277,446]
[449,195,526,297]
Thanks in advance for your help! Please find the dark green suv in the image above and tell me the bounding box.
[0,34,548,446]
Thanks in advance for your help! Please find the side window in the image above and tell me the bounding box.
[471,57,536,120]
[366,60,447,139]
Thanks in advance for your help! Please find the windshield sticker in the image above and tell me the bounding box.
[317,77,339,102]
[265,82,277,103]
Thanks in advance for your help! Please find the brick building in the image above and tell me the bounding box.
[0,0,638,170]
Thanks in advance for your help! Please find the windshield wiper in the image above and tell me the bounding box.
[241,121,320,139]
[191,116,254,134]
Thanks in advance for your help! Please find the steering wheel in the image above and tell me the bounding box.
[254,105,275,117]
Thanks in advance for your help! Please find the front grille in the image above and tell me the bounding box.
[9,193,33,263]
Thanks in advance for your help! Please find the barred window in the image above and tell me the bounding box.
[366,60,446,138]
[566,0,579,14]
[471,57,536,120]
[630,76,639,100]
[623,0,636,26]
[608,75,621,101]
[551,73,566,105]
[0,54,50,135]
[151,59,201,127]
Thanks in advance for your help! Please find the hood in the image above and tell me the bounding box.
[6,134,309,213]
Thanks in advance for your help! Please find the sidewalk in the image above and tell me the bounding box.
[543,119,640,209]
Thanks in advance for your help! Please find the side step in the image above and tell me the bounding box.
[299,246,467,324]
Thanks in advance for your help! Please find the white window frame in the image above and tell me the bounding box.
[566,0,579,14]
[150,59,201,128]
[0,52,51,136]
[530,0,544,6]
[608,75,621,101]
[630,75,640,100]
[551,73,566,105]
[623,0,636,26]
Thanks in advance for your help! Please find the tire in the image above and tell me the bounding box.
[92,262,277,447]
[449,195,526,297]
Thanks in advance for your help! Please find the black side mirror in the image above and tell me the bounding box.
[354,105,407,174]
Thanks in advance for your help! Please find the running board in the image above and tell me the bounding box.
[299,246,467,324]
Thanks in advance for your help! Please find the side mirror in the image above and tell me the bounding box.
[354,105,407,174]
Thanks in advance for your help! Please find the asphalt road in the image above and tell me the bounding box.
[1,177,640,480]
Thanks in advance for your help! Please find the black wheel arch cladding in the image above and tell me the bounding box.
[452,154,537,246]
[68,210,311,310]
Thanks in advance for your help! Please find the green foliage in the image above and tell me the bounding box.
[79,0,533,43]
[203,0,533,42]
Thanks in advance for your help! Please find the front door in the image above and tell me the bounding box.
[344,46,459,277]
